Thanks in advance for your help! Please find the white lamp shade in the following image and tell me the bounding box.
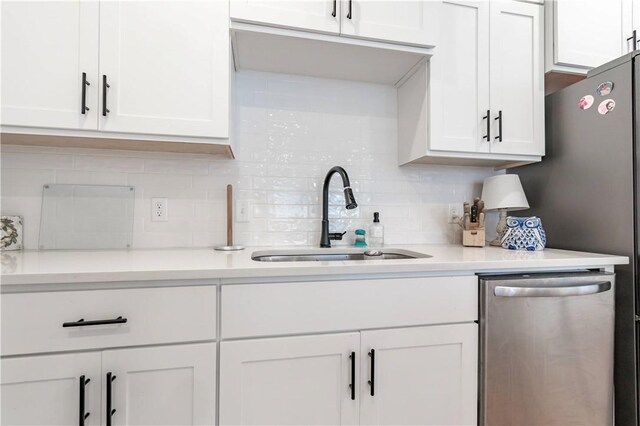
[481,174,529,211]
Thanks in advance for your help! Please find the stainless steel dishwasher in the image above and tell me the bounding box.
[479,272,615,425]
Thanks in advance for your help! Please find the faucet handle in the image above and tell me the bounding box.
[329,231,347,241]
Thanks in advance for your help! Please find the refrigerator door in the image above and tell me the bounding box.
[480,272,615,426]
[516,54,637,425]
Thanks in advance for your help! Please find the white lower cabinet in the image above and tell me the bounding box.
[219,324,478,426]
[359,324,478,426]
[1,343,216,426]
[220,333,360,425]
[102,343,217,426]
[1,352,102,426]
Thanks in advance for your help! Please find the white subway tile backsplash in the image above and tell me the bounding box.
[1,70,499,249]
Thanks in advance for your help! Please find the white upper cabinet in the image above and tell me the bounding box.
[490,0,544,156]
[359,325,478,426]
[230,0,341,34]
[1,1,99,130]
[633,0,640,50]
[429,0,490,154]
[547,0,634,73]
[231,0,437,47]
[340,1,438,47]
[398,0,544,168]
[99,1,229,138]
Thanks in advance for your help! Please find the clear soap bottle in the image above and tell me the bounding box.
[369,212,384,247]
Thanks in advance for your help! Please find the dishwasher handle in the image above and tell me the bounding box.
[494,281,611,297]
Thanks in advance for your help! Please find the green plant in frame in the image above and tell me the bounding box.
[1,217,19,248]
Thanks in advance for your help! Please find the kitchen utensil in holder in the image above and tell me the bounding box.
[459,198,486,247]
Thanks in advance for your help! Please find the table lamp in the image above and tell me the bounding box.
[481,174,530,246]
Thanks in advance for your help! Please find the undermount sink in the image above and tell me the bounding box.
[251,249,431,262]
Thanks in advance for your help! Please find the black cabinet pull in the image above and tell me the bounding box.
[627,30,638,52]
[494,110,503,142]
[349,352,356,400]
[347,0,352,19]
[63,316,127,328]
[367,349,375,396]
[106,372,116,426]
[331,0,336,17]
[81,73,90,114]
[79,375,90,426]
[482,109,490,141]
[102,75,110,116]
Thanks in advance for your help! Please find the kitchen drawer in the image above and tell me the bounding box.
[1,285,216,356]
[221,276,477,339]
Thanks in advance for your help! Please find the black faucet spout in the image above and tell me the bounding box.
[320,166,357,248]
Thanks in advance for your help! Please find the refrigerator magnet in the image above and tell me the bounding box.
[596,81,614,96]
[598,99,616,115]
[578,95,594,110]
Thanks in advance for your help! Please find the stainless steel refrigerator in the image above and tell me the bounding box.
[515,50,640,425]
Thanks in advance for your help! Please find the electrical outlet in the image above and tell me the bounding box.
[151,198,168,222]
[236,200,249,223]
[448,203,462,224]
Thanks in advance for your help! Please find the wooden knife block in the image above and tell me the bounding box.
[462,227,485,247]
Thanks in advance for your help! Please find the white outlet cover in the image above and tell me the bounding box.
[151,198,168,222]
[236,200,249,223]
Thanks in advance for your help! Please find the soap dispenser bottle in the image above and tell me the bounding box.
[369,212,384,247]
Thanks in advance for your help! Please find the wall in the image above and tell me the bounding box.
[1,70,498,250]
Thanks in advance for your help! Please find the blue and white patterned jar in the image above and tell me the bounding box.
[501,216,546,251]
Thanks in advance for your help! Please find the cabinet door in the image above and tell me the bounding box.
[99,1,229,138]
[359,324,478,426]
[0,1,99,130]
[554,0,630,68]
[632,0,640,51]
[102,343,216,426]
[220,333,360,425]
[230,0,340,34]
[1,352,101,426]
[429,0,490,154]
[340,1,437,47]
[490,1,544,156]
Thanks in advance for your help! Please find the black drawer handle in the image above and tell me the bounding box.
[482,109,490,140]
[349,352,355,400]
[367,349,375,396]
[63,316,127,328]
[347,0,352,19]
[102,75,110,116]
[331,0,336,17]
[627,30,637,52]
[106,372,116,426]
[81,72,90,114]
[494,110,503,142]
[79,375,90,426]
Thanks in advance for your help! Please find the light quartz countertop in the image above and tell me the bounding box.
[0,245,628,289]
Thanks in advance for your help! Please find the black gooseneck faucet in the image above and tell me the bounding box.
[320,166,357,248]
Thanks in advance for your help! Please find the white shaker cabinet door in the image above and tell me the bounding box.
[219,333,360,425]
[98,1,229,138]
[359,324,478,426]
[429,0,490,154]
[554,0,630,68]
[1,352,102,426]
[230,0,340,34]
[101,343,216,426]
[489,1,544,156]
[340,0,437,47]
[632,0,640,51]
[1,0,99,130]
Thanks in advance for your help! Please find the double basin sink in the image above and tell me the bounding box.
[251,248,431,262]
